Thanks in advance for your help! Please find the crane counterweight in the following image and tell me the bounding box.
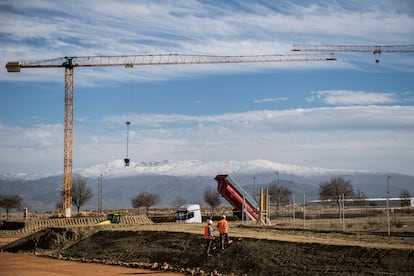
[6,62,21,72]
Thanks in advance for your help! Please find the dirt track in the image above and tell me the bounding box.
[0,252,182,276]
[2,224,414,275]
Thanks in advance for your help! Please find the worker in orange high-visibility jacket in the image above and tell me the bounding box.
[204,219,214,256]
[217,215,232,250]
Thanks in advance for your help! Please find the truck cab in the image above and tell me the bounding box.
[176,204,202,223]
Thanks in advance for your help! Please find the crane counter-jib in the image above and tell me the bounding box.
[291,44,414,53]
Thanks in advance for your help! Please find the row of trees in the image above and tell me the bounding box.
[319,177,412,208]
[264,177,412,209]
[0,177,94,219]
[67,178,223,215]
[130,186,223,216]
[1,176,412,219]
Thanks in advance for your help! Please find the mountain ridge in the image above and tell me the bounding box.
[1,159,375,181]
[1,159,412,212]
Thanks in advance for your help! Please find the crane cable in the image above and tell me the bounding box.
[124,68,133,166]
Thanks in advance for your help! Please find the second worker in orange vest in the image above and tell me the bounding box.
[217,215,232,250]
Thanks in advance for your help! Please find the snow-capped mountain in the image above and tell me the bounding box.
[77,159,372,179]
[0,159,371,182]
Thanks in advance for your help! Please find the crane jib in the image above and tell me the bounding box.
[6,53,337,72]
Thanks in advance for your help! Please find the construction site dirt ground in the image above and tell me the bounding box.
[2,223,414,275]
[0,252,183,276]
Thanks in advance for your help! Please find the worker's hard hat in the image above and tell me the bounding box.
[221,215,226,219]
[207,219,213,225]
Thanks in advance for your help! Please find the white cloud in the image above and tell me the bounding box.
[0,123,62,148]
[1,0,413,83]
[102,106,414,132]
[254,97,288,104]
[100,106,414,174]
[2,106,413,174]
[0,1,413,176]
[0,123,63,173]
[307,90,400,105]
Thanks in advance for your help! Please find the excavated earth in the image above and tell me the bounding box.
[2,225,414,275]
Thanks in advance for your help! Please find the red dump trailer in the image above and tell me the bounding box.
[215,174,259,221]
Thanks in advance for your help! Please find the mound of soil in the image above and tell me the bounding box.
[2,227,413,275]
[2,227,98,253]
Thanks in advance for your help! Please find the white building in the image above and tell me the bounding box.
[308,197,414,207]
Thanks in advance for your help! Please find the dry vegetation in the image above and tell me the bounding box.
[2,205,414,237]
[1,205,414,275]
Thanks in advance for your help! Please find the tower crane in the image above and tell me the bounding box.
[5,52,336,217]
[291,44,414,63]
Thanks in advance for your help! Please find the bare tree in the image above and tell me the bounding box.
[72,177,93,213]
[400,188,411,208]
[0,194,22,220]
[203,186,221,217]
[172,196,187,208]
[268,184,292,207]
[319,177,354,214]
[131,192,161,215]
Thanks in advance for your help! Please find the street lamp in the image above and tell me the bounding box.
[275,171,279,187]
[253,176,256,202]
[98,173,103,215]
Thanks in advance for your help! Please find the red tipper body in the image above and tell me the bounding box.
[215,174,259,221]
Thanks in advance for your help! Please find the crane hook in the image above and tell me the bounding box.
[373,48,381,63]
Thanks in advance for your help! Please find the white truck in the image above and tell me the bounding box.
[176,204,202,223]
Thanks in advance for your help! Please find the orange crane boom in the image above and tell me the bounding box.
[5,52,336,218]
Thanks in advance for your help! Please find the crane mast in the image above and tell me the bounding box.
[63,62,74,217]
[5,52,336,218]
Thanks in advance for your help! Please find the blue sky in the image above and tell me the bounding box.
[0,0,414,175]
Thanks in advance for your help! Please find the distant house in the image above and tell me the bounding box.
[307,197,414,207]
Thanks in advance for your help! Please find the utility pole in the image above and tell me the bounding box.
[303,194,306,230]
[387,176,391,236]
[276,171,279,187]
[292,193,296,226]
[98,173,103,215]
[252,176,256,203]
[342,193,345,232]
